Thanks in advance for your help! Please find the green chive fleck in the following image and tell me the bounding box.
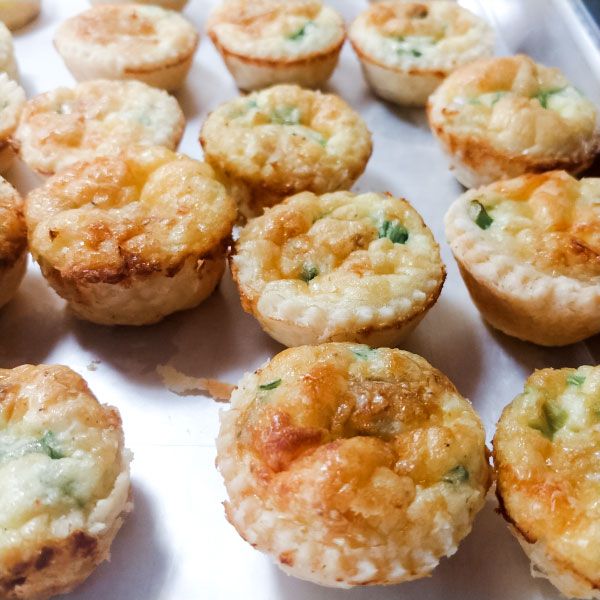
[287,21,314,41]
[271,106,300,126]
[443,465,469,484]
[534,87,565,109]
[300,265,319,282]
[259,379,281,391]
[566,374,586,386]
[469,200,493,230]
[351,346,374,360]
[41,431,64,460]
[379,220,409,244]
[530,401,567,440]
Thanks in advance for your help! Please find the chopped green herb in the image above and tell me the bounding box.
[566,374,586,386]
[246,99,258,109]
[41,431,64,460]
[287,20,315,41]
[300,265,319,282]
[271,106,301,126]
[443,465,469,484]
[259,379,281,391]
[534,87,565,109]
[530,401,567,440]
[469,200,493,230]
[351,346,374,360]
[379,220,409,244]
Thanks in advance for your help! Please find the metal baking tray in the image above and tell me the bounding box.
[1,0,598,598]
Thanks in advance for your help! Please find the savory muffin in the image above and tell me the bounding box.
[231,190,445,347]
[0,364,131,600]
[0,73,25,173]
[90,0,188,9]
[0,21,16,80]
[444,171,600,346]
[217,343,490,587]
[349,1,494,107]
[428,55,600,188]
[0,176,26,309]
[12,79,185,176]
[55,4,199,91]
[207,0,345,91]
[25,145,236,325]
[0,0,40,31]
[200,84,372,218]
[494,366,600,599]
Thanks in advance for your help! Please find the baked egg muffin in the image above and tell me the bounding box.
[0,73,25,173]
[444,171,600,346]
[231,190,445,347]
[90,0,188,9]
[0,176,26,309]
[54,4,199,91]
[12,79,185,177]
[349,1,493,107]
[428,54,600,188]
[25,145,236,325]
[0,364,131,600]
[217,343,490,587]
[200,84,372,218]
[494,366,600,599]
[0,0,40,31]
[0,21,16,80]
[207,0,345,91]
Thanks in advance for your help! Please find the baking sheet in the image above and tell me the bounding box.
[1,0,598,598]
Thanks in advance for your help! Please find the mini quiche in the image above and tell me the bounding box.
[231,190,445,347]
[349,1,494,107]
[54,4,199,91]
[0,364,131,600]
[207,0,345,91]
[444,171,600,346]
[0,176,26,309]
[12,79,185,177]
[494,366,600,599]
[0,73,25,173]
[25,145,236,326]
[90,0,188,9]
[0,21,17,80]
[0,0,40,31]
[428,54,600,188]
[217,343,490,587]
[200,84,372,219]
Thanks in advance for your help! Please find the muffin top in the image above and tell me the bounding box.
[494,365,600,590]
[207,0,344,61]
[233,190,445,336]
[0,176,25,268]
[26,146,236,282]
[55,4,199,71]
[13,79,185,176]
[0,364,129,556]
[200,84,372,196]
[428,55,598,160]
[445,171,600,285]
[350,1,493,72]
[218,343,490,585]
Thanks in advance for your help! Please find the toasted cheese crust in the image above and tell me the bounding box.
[217,343,490,587]
[90,0,187,9]
[0,0,40,31]
[200,84,372,217]
[232,191,445,347]
[0,73,25,173]
[13,79,185,177]
[444,171,600,346]
[428,55,600,187]
[494,366,600,599]
[26,146,236,325]
[0,364,131,600]
[54,5,199,91]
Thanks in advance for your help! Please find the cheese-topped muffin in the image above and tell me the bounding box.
[207,0,345,91]
[90,0,188,9]
[445,171,600,346]
[349,1,493,107]
[217,343,490,587]
[428,55,600,188]
[25,145,236,325]
[12,79,185,177]
[200,84,372,219]
[494,366,600,599]
[232,190,445,347]
[55,5,199,91]
[0,364,131,600]
[0,21,16,80]
[0,0,40,31]
[0,73,25,173]
[0,176,26,309]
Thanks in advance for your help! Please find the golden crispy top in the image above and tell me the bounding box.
[0,177,26,267]
[26,146,236,282]
[494,365,600,586]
